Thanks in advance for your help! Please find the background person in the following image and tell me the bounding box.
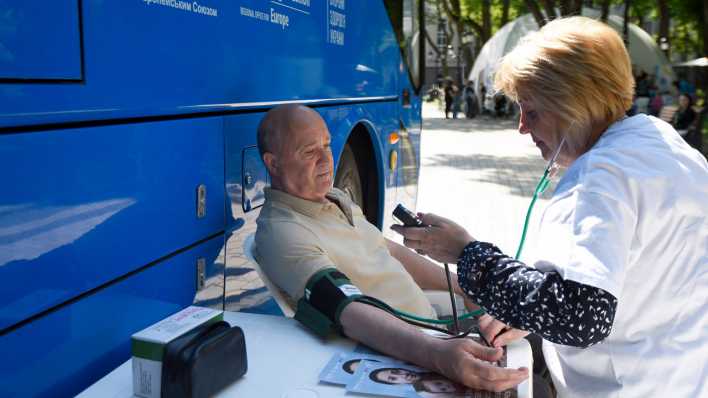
[444,80,458,119]
[648,86,663,116]
[672,92,697,133]
[462,80,477,119]
[394,16,708,398]
[452,89,462,119]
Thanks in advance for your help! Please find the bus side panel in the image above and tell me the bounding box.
[0,0,402,127]
[0,235,223,398]
[222,112,278,314]
[0,119,224,330]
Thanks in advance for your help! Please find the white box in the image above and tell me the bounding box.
[131,306,223,398]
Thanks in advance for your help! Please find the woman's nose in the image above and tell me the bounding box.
[518,115,531,135]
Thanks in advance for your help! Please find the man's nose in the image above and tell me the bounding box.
[316,147,331,163]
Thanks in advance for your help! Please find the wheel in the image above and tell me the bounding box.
[334,143,365,210]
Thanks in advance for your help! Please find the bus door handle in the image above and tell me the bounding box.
[402,88,411,107]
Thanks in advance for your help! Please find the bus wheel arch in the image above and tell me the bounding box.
[334,123,381,228]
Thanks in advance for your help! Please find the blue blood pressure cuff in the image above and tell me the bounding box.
[294,267,364,337]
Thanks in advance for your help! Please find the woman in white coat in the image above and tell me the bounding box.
[394,16,708,397]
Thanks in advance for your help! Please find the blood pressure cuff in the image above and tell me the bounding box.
[294,267,364,337]
[161,320,247,398]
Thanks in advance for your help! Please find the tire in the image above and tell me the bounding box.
[334,144,365,211]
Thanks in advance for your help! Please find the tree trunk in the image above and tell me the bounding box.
[482,0,492,42]
[525,0,547,27]
[658,0,670,59]
[456,20,466,85]
[703,0,708,56]
[501,0,511,26]
[570,0,583,15]
[623,0,631,46]
[559,0,571,16]
[541,0,557,20]
[423,28,441,57]
[438,0,458,81]
[635,13,645,30]
[600,0,610,22]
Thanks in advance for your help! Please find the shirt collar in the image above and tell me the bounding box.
[264,187,355,226]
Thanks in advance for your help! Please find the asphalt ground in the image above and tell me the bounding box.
[417,101,559,267]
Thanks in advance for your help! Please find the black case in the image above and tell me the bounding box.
[161,320,247,398]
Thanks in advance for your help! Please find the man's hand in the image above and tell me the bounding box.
[340,302,527,393]
[478,314,529,348]
[391,213,475,264]
[430,337,528,392]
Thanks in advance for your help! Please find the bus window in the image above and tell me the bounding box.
[384,0,425,92]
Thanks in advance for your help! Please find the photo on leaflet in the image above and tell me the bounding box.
[346,356,516,397]
[318,351,405,386]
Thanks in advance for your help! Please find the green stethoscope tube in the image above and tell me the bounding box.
[393,307,486,325]
[514,170,551,260]
[357,295,485,325]
[515,137,566,260]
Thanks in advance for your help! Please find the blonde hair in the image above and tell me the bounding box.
[495,16,634,153]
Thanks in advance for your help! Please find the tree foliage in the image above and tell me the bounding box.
[430,0,705,72]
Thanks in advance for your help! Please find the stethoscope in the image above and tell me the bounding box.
[440,137,567,335]
[514,137,566,260]
[416,137,567,335]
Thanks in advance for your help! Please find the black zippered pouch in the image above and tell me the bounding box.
[161,320,247,398]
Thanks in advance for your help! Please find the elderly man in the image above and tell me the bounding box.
[254,104,528,391]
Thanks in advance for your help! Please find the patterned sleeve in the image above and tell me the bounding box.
[457,241,618,348]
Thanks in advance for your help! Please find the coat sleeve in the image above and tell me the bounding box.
[457,241,618,348]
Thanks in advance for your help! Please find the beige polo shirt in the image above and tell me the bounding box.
[255,187,435,319]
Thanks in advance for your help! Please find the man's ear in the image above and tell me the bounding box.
[263,152,278,176]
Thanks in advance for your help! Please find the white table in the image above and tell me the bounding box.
[79,311,532,397]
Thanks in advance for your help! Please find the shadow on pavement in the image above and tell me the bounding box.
[423,115,519,133]
[424,152,559,199]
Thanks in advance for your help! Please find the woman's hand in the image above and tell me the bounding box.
[391,213,475,264]
[463,296,482,313]
[478,314,529,348]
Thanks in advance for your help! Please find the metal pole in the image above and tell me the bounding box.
[443,262,460,334]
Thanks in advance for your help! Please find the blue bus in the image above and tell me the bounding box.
[0,0,424,396]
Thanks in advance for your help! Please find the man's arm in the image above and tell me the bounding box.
[339,301,528,392]
[386,239,469,300]
[389,238,529,347]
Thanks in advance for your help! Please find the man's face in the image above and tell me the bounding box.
[421,379,461,393]
[375,368,421,384]
[271,110,333,202]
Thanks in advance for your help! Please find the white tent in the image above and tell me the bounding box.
[469,8,675,103]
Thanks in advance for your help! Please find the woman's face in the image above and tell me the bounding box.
[518,100,570,166]
[343,359,360,374]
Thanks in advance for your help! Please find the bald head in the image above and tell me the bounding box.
[257,104,325,158]
[257,104,334,202]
